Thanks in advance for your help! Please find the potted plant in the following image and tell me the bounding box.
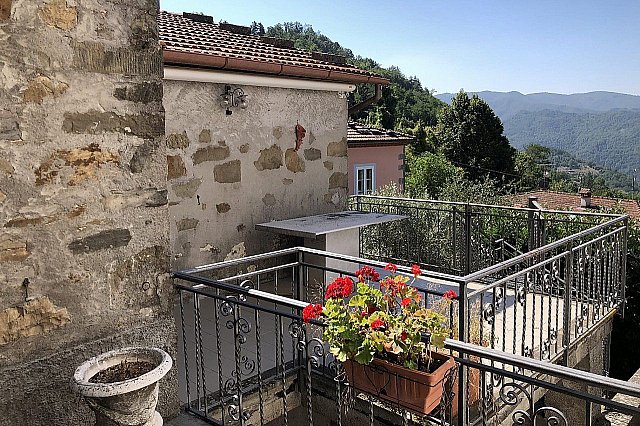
[302,263,456,415]
[70,347,172,426]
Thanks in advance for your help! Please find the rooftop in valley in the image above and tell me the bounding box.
[159,11,389,85]
[512,190,640,219]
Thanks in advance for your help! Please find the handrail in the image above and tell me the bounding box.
[445,338,640,398]
[350,194,624,218]
[467,250,570,297]
[463,214,628,283]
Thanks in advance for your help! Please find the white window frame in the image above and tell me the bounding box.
[354,163,376,195]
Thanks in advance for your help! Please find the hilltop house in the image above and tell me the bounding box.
[347,121,413,194]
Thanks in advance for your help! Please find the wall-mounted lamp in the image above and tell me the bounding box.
[221,85,248,115]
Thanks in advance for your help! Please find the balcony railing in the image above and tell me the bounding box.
[173,197,632,425]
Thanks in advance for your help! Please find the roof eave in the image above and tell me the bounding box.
[163,49,390,85]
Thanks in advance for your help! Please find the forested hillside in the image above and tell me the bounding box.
[505,109,640,176]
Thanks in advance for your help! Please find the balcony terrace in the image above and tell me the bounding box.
[172,195,639,425]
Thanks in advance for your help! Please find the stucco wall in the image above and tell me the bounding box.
[347,144,404,194]
[164,81,349,269]
[0,1,177,424]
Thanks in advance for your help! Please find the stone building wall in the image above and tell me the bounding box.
[164,81,349,269]
[0,1,177,425]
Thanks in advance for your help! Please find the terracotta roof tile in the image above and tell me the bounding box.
[510,191,640,219]
[347,121,414,146]
[159,11,388,85]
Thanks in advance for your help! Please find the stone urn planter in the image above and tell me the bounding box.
[70,347,172,426]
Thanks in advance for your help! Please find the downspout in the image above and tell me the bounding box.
[348,83,382,116]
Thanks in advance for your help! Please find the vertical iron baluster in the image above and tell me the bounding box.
[304,325,313,426]
[254,308,265,425]
[278,316,288,426]
[585,400,592,426]
[197,296,207,413]
[193,294,201,410]
[213,298,225,424]
[233,302,244,426]
[179,290,191,409]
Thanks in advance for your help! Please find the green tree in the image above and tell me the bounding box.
[515,144,551,190]
[429,91,516,182]
[405,152,462,198]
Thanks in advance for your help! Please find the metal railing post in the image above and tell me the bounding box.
[464,204,472,275]
[563,248,573,366]
[457,279,469,425]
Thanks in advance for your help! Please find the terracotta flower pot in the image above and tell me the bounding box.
[70,347,172,426]
[343,351,455,415]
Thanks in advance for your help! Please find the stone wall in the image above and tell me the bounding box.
[164,81,349,269]
[0,1,176,425]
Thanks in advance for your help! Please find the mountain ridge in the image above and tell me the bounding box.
[435,90,640,119]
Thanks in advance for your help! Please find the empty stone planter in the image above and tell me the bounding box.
[71,347,172,426]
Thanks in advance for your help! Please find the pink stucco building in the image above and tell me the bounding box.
[347,122,414,194]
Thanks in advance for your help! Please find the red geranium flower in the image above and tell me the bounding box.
[302,303,323,323]
[411,264,422,277]
[370,319,385,330]
[443,290,458,300]
[401,297,412,307]
[401,331,408,341]
[355,265,380,282]
[326,276,354,299]
[384,263,397,273]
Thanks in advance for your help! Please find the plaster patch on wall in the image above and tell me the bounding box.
[35,143,120,186]
[272,126,283,140]
[254,144,283,171]
[282,178,293,185]
[107,245,169,310]
[239,144,250,154]
[0,296,71,345]
[224,242,246,261]
[323,161,333,170]
[285,148,305,173]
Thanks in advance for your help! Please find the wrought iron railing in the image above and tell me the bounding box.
[348,195,621,276]
[173,245,635,425]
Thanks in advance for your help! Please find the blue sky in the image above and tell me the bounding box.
[160,1,640,96]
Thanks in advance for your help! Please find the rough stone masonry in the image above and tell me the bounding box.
[0,1,177,425]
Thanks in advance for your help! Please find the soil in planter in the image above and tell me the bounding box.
[89,360,156,384]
